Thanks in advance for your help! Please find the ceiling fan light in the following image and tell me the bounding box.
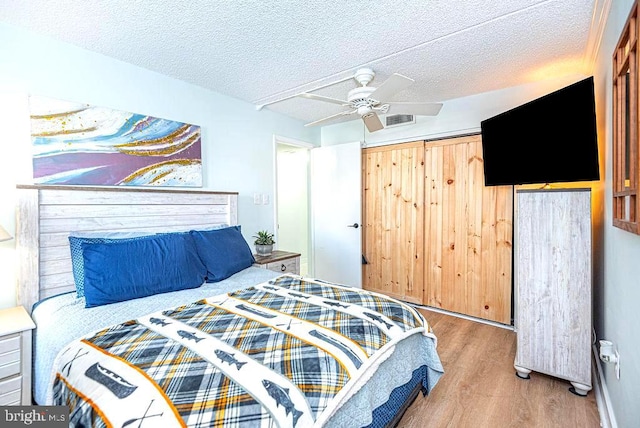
[357,105,373,116]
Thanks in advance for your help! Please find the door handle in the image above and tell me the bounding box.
[347,223,359,229]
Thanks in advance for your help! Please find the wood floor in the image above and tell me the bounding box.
[398,309,601,428]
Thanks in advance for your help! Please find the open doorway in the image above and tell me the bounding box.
[274,137,312,275]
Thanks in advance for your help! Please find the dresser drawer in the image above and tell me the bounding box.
[0,348,20,368]
[0,333,21,380]
[0,334,20,354]
[0,376,21,405]
[0,361,20,380]
[266,258,298,274]
[0,390,20,406]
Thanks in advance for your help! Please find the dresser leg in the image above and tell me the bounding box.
[514,364,531,380]
[569,381,591,396]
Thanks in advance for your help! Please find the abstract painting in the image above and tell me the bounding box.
[29,96,202,187]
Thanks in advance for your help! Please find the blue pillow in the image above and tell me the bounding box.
[69,234,155,298]
[81,233,207,308]
[190,226,255,282]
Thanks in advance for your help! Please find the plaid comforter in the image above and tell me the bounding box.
[51,275,437,427]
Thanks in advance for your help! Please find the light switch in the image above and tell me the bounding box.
[253,193,261,204]
[262,194,270,205]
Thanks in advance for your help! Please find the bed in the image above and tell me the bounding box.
[16,184,443,427]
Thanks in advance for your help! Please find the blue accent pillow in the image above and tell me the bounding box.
[81,233,207,308]
[69,228,230,298]
[190,226,255,282]
[69,234,156,298]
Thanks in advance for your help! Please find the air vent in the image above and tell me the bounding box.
[385,114,415,128]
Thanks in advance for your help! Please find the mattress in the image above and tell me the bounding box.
[33,268,443,426]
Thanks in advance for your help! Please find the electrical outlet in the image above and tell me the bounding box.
[253,193,261,204]
[599,340,621,380]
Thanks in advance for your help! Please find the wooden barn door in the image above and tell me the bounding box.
[423,134,513,324]
[362,141,424,304]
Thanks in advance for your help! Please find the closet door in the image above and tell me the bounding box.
[362,141,424,304]
[423,134,513,324]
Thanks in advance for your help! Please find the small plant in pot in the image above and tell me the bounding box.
[253,230,275,256]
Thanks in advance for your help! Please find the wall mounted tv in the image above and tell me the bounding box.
[480,76,600,186]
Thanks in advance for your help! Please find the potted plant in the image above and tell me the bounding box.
[253,230,275,256]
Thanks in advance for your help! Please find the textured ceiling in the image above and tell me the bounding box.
[0,0,602,125]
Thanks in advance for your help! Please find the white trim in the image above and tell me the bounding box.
[361,127,481,149]
[413,304,514,331]
[271,136,280,246]
[583,0,612,75]
[273,134,315,149]
[254,75,353,110]
[592,343,618,428]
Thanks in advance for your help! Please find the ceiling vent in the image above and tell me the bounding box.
[385,114,415,128]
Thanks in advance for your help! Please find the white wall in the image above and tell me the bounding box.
[0,22,319,310]
[593,1,640,426]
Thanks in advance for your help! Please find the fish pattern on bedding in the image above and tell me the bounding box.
[50,275,438,428]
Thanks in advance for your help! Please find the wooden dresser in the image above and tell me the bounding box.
[514,189,592,395]
[0,306,36,405]
[253,250,301,275]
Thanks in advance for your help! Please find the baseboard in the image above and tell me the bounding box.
[592,343,618,428]
[413,304,514,331]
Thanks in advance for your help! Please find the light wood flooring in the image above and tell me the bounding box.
[398,309,601,428]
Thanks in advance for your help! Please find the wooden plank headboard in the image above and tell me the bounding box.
[16,185,239,313]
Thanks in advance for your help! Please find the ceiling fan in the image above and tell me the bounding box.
[299,68,443,132]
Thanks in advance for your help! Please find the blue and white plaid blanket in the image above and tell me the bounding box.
[50,275,440,427]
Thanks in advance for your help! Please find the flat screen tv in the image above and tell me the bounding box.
[480,76,600,186]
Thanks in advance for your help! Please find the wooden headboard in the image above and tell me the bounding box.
[16,185,239,313]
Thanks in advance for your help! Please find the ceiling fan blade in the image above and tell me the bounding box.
[386,102,443,116]
[369,73,414,101]
[298,93,350,106]
[305,109,357,127]
[362,112,384,132]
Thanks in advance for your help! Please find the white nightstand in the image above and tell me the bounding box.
[253,250,301,275]
[0,306,35,405]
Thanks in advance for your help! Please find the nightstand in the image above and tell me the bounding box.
[253,250,301,275]
[0,306,35,405]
